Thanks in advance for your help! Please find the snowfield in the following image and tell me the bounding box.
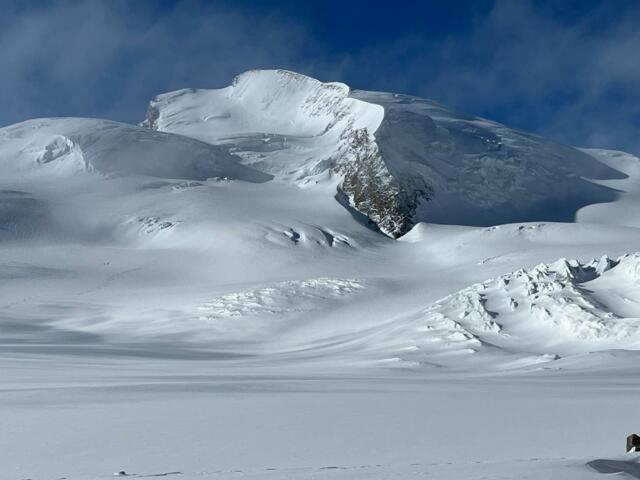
[2,69,640,479]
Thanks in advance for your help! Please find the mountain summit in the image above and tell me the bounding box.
[142,69,622,237]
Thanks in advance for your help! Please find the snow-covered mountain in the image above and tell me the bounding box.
[1,68,639,364]
[1,67,638,364]
[143,69,622,236]
[4,68,640,479]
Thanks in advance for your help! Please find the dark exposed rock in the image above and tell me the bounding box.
[141,102,160,130]
[335,127,431,238]
[627,433,640,453]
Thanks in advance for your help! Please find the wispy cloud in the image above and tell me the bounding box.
[342,1,640,152]
[0,0,638,154]
[0,0,321,125]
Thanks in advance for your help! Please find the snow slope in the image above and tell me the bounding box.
[0,117,270,182]
[577,148,640,226]
[1,69,640,479]
[355,90,622,227]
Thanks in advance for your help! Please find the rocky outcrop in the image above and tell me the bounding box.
[142,103,160,130]
[335,127,431,237]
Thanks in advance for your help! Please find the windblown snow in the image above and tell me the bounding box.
[2,69,640,480]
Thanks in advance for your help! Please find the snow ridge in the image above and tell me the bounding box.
[142,69,421,237]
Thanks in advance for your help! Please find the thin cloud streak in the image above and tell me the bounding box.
[0,0,638,154]
[0,0,319,125]
[344,1,640,152]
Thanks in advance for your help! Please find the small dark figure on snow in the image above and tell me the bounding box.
[627,434,640,453]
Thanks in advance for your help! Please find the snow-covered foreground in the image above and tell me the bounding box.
[2,70,640,478]
[3,355,640,479]
[4,221,640,479]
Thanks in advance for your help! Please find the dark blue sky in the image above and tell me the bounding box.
[2,0,639,153]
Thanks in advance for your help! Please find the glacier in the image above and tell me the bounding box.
[1,69,640,479]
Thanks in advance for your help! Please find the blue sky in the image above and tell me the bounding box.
[2,0,639,153]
